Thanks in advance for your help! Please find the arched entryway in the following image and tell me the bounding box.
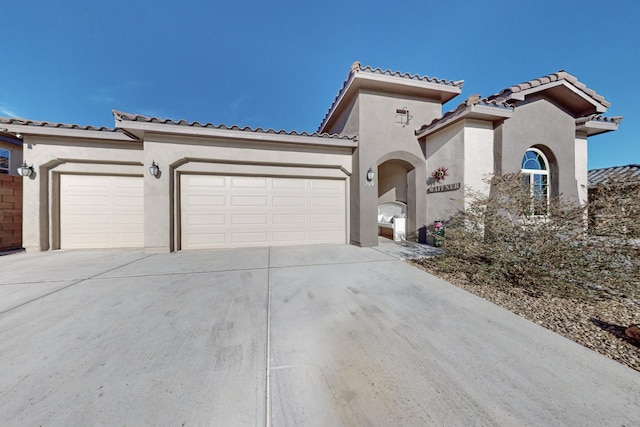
[376,151,426,242]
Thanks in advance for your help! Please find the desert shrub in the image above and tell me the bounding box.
[430,173,639,299]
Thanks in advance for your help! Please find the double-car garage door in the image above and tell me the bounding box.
[59,174,346,250]
[180,175,346,249]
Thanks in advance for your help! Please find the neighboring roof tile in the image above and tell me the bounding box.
[113,110,354,140]
[486,70,611,108]
[0,116,123,133]
[588,164,640,187]
[318,61,464,132]
[415,95,513,136]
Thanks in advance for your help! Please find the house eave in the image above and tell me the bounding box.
[117,120,359,149]
[320,72,462,134]
[510,80,608,114]
[0,124,136,142]
[576,120,620,137]
[416,104,513,139]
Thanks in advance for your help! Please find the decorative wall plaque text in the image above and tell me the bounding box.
[427,182,461,194]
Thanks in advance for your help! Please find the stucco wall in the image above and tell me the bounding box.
[423,120,465,228]
[143,134,353,252]
[20,131,353,253]
[463,120,495,207]
[327,97,360,137]
[497,97,581,202]
[378,161,408,205]
[21,135,143,252]
[353,91,440,245]
[575,135,588,205]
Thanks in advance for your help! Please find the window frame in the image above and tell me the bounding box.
[521,147,550,216]
[0,148,9,175]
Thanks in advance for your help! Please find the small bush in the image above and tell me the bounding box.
[426,173,639,300]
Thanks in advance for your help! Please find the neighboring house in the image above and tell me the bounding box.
[0,131,23,250]
[588,164,640,237]
[0,63,622,252]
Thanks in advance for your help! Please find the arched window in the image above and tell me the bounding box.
[521,148,549,215]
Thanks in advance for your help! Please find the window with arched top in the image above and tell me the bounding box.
[521,148,549,215]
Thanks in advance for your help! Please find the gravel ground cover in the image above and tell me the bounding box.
[410,259,640,372]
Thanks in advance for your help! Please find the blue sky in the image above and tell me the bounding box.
[2,0,638,169]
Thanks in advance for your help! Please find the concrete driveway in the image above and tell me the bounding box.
[1,244,639,426]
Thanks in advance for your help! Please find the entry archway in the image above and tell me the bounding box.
[376,151,426,242]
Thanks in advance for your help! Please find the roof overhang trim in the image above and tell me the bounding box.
[509,80,608,113]
[416,104,513,139]
[320,72,462,133]
[0,124,136,142]
[117,120,358,149]
[575,118,620,137]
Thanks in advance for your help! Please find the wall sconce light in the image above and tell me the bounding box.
[366,167,375,182]
[17,161,34,177]
[365,167,375,186]
[149,160,160,177]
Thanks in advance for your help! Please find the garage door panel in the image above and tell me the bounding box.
[309,229,343,242]
[113,214,143,225]
[272,231,306,243]
[273,214,305,224]
[310,196,342,208]
[231,214,268,225]
[310,213,343,224]
[231,177,267,188]
[113,232,144,243]
[231,195,267,207]
[181,175,345,249]
[187,194,226,206]
[310,179,342,190]
[186,214,226,226]
[273,196,306,207]
[231,232,268,245]
[185,175,225,187]
[60,175,143,249]
[272,178,306,189]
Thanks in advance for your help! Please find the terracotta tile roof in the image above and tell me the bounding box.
[415,95,513,136]
[588,164,640,187]
[486,70,611,108]
[352,62,464,87]
[0,116,123,133]
[318,61,463,132]
[113,110,354,140]
[575,114,623,125]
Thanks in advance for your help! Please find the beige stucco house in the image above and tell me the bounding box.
[0,62,622,252]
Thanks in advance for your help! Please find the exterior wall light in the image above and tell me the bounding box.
[17,161,34,177]
[149,160,160,177]
[366,167,375,182]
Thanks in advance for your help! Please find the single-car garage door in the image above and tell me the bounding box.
[60,174,144,249]
[181,175,346,249]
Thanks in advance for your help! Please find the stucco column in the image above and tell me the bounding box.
[21,146,49,252]
[144,148,173,253]
[407,166,427,242]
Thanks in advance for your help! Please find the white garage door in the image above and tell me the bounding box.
[60,174,144,249]
[181,175,346,249]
